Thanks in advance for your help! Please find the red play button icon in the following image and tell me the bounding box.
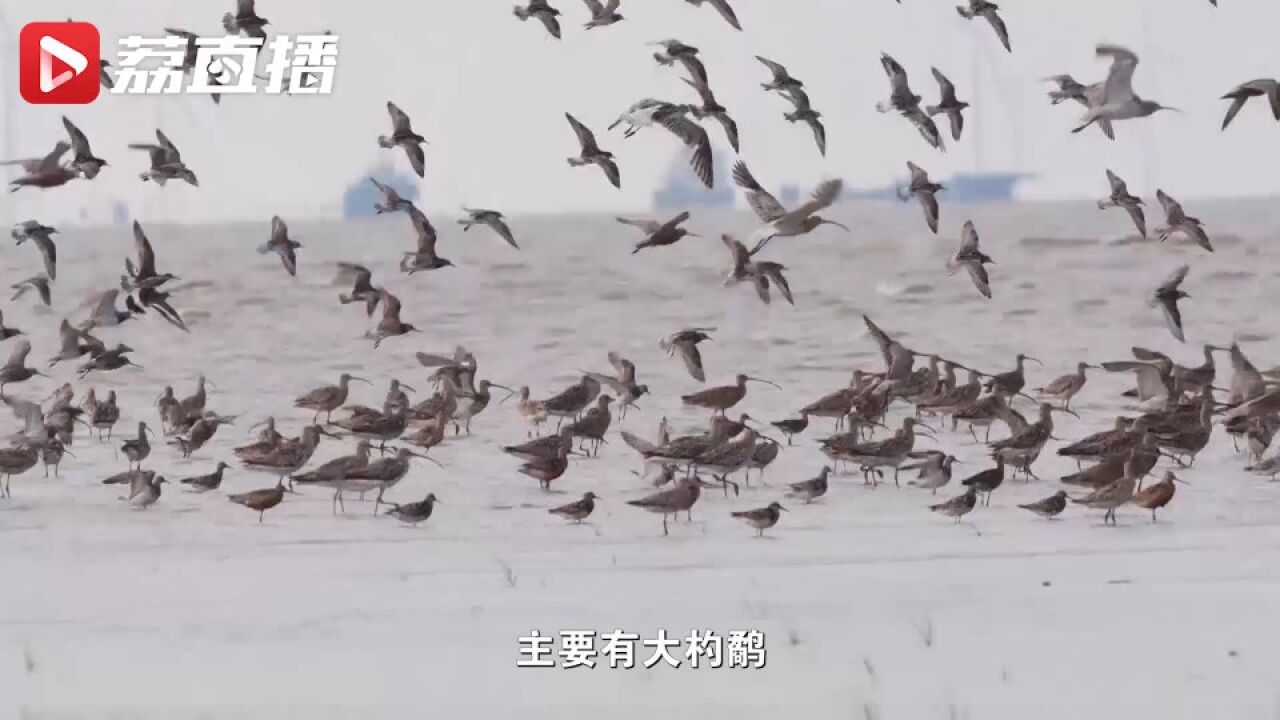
[19,22,101,104]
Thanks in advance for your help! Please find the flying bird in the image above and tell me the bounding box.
[1154,190,1213,252]
[222,0,269,39]
[129,129,198,187]
[99,59,115,89]
[661,328,713,382]
[782,88,827,156]
[948,220,995,299]
[11,277,52,307]
[514,1,562,39]
[124,220,179,290]
[62,116,108,179]
[926,68,969,141]
[6,142,77,192]
[900,161,943,234]
[876,53,944,151]
[650,40,709,85]
[1151,265,1190,343]
[369,178,416,215]
[401,208,454,273]
[1220,79,1280,130]
[370,290,420,348]
[685,0,741,30]
[565,113,620,189]
[378,102,427,178]
[1097,169,1146,238]
[722,235,795,306]
[11,221,58,280]
[956,0,1011,52]
[1044,75,1089,106]
[259,215,301,276]
[618,211,696,253]
[459,209,519,250]
[733,161,846,255]
[582,0,623,28]
[1073,45,1178,137]
[756,56,803,96]
[683,77,740,152]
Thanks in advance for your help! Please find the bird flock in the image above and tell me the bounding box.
[2,0,1279,538]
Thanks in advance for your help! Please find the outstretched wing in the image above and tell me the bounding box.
[616,216,662,234]
[565,113,599,153]
[387,101,413,134]
[793,178,843,217]
[732,161,786,222]
[132,221,157,277]
[657,113,713,189]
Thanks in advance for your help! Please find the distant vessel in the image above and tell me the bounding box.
[844,171,1033,204]
[343,164,420,219]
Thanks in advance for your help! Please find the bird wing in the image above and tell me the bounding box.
[33,234,57,280]
[89,289,119,324]
[657,113,713,189]
[676,55,709,86]
[959,220,981,253]
[565,113,599,153]
[62,116,91,157]
[732,161,786,222]
[946,111,964,141]
[581,0,604,13]
[1124,204,1147,238]
[616,216,662,234]
[1097,45,1139,103]
[863,315,894,367]
[409,206,439,255]
[706,0,742,29]
[37,141,71,173]
[381,291,403,323]
[1221,94,1249,131]
[132,221,158,277]
[1105,169,1128,195]
[607,350,635,382]
[793,177,843,218]
[907,161,929,186]
[1158,264,1190,294]
[1157,294,1185,343]
[721,234,751,273]
[750,272,772,305]
[805,117,827,156]
[964,260,992,299]
[402,144,425,178]
[982,10,1011,52]
[675,340,706,382]
[758,263,794,305]
[387,101,413,134]
[756,56,792,83]
[931,67,957,103]
[155,129,182,164]
[681,76,716,107]
[537,11,562,39]
[782,86,812,112]
[335,262,371,286]
[486,217,519,249]
[270,215,289,247]
[1156,190,1185,223]
[906,108,945,150]
[880,53,910,95]
[918,190,939,234]
[369,177,401,204]
[714,113,740,153]
[597,156,622,189]
[658,210,691,233]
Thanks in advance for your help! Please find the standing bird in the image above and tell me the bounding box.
[378,102,427,178]
[11,277,51,307]
[1035,362,1098,411]
[876,53,944,151]
[787,467,830,504]
[180,462,230,492]
[661,328,713,382]
[618,211,696,253]
[1154,190,1213,252]
[781,88,827,156]
[685,0,741,30]
[948,220,995,299]
[926,68,969,141]
[383,493,440,526]
[772,413,809,445]
[120,422,154,470]
[63,116,108,179]
[901,161,943,234]
[370,290,419,348]
[757,56,803,96]
[731,502,786,537]
[955,0,1011,52]
[930,486,979,523]
[683,77,740,153]
[565,113,620,188]
[682,373,779,416]
[228,478,287,523]
[295,373,371,423]
[903,452,958,495]
[628,477,703,536]
[222,0,269,39]
[127,474,166,510]
[1069,464,1137,526]
[549,491,598,523]
[11,221,58,280]
[1097,169,1146,238]
[1151,265,1191,343]
[1073,45,1178,137]
[1220,79,1280,131]
[258,215,301,276]
[582,0,623,28]
[513,1,562,39]
[1132,471,1185,522]
[458,208,519,250]
[733,161,846,255]
[650,39,709,85]
[129,129,198,187]
[1018,490,1068,519]
[960,456,1005,507]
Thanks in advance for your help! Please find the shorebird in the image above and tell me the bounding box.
[81,289,141,330]
[771,412,809,445]
[1154,190,1213,252]
[296,374,371,423]
[1132,471,1186,522]
[650,39,709,85]
[926,68,968,141]
[733,161,846,255]
[900,162,943,234]
[229,478,287,523]
[683,77,740,152]
[986,353,1041,399]
[99,58,115,88]
[11,277,51,307]
[514,1,562,39]
[129,129,198,187]
[565,113,620,188]
[520,442,573,490]
[241,425,332,484]
[11,221,58,280]
[259,216,301,276]
[693,426,761,495]
[121,422,154,470]
[0,340,48,392]
[685,0,741,29]
[171,415,235,458]
[341,447,437,513]
[133,285,189,333]
[824,417,932,486]
[121,221,178,291]
[90,390,121,440]
[180,462,230,492]
[732,502,785,537]
[39,438,71,478]
[1097,169,1146,238]
[6,141,77,192]
[613,100,713,189]
[369,178,416,215]
[77,344,141,378]
[453,379,513,435]
[1019,490,1068,519]
[336,263,381,312]
[291,440,373,504]
[722,235,795,306]
[3,395,48,448]
[401,208,453,273]
[1220,79,1280,130]
[876,53,944,150]
[582,0,623,28]
[540,376,601,428]
[948,220,995,299]
[383,493,440,526]
[1245,454,1280,481]
[504,427,574,464]
[459,208,518,250]
[956,0,1011,52]
[990,403,1069,480]
[585,353,648,418]
[1073,46,1178,137]
[682,373,778,416]
[661,328,713,382]
[787,466,831,503]
[515,387,548,437]
[930,486,978,523]
[757,56,804,95]
[1044,74,1089,106]
[960,456,1005,507]
[378,102,427,178]
[781,88,827,156]
[1035,362,1098,410]
[48,319,103,368]
[222,0,269,39]
[902,451,958,495]
[0,443,38,498]
[628,476,703,536]
[1151,265,1191,343]
[62,116,108,179]
[618,211,697,253]
[1069,464,1137,526]
[127,474,166,510]
[549,491,598,523]
[370,290,420,348]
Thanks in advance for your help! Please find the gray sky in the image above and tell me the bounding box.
[3,0,1279,225]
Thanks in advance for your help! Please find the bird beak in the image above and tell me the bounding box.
[1052,407,1082,419]
[62,448,77,459]
[1159,105,1182,114]
[747,376,782,390]
[143,426,154,437]
[399,382,417,393]
[916,427,938,440]
[412,452,445,468]
[1026,356,1044,367]
[687,233,702,239]
[351,376,372,386]
[820,220,850,232]
[1171,474,1190,485]
[205,379,220,391]
[317,426,341,438]
[778,505,789,512]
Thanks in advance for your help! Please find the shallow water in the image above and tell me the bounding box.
[2,200,1280,718]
